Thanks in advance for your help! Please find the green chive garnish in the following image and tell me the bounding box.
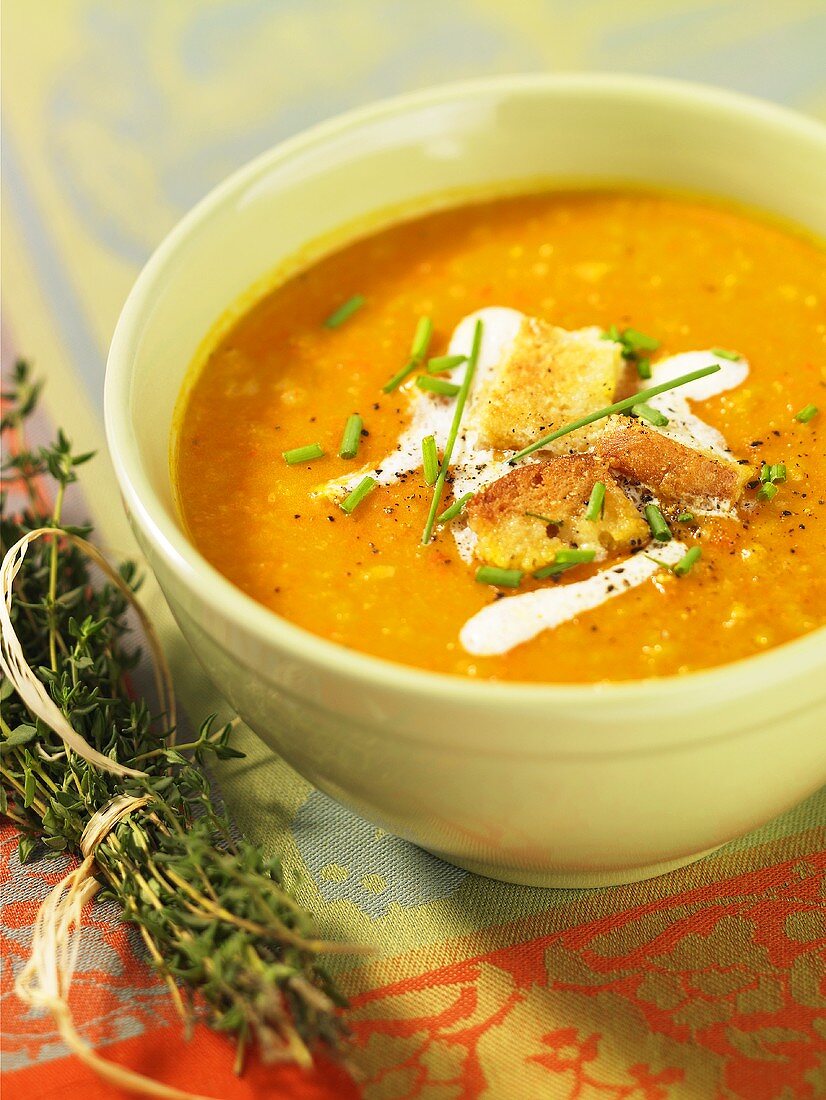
[673,546,702,576]
[757,461,786,502]
[760,462,786,485]
[422,320,483,544]
[340,475,376,514]
[416,376,461,397]
[410,316,433,360]
[711,347,741,361]
[633,403,669,427]
[556,549,597,564]
[427,354,467,374]
[584,482,606,521]
[509,364,721,464]
[382,316,434,392]
[604,327,660,379]
[622,328,660,354]
[475,566,523,588]
[604,326,660,357]
[645,504,672,542]
[524,511,560,526]
[795,403,818,424]
[324,294,365,329]
[283,443,324,465]
[338,414,363,459]
[533,548,596,579]
[421,435,439,486]
[436,493,474,524]
[677,511,695,523]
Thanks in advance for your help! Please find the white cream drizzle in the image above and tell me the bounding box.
[317,308,750,656]
[459,540,688,656]
[645,350,748,456]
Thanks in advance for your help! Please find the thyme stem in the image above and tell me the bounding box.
[47,480,66,671]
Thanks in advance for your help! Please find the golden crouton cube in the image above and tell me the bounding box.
[465,454,650,572]
[595,416,753,506]
[473,318,623,452]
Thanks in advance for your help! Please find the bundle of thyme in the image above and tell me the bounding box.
[0,363,347,1088]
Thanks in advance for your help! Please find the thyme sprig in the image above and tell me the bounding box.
[0,362,348,1080]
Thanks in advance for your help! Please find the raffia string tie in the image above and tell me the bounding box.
[5,529,211,1097]
[1,527,176,775]
[14,794,220,1100]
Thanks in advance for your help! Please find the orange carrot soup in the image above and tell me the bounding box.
[174,190,826,683]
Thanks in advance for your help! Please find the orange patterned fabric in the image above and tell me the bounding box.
[347,851,826,1098]
[3,826,825,1097]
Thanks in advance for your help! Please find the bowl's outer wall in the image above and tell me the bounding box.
[107,77,826,883]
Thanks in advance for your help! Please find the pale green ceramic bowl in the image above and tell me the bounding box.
[105,75,826,887]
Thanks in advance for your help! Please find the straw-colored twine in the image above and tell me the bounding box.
[0,527,177,774]
[4,529,214,1097]
[15,794,219,1100]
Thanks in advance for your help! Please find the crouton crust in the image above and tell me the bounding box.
[465,454,650,572]
[473,318,623,452]
[595,416,752,505]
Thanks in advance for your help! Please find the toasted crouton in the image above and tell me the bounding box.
[465,454,650,572]
[472,318,623,452]
[595,416,752,506]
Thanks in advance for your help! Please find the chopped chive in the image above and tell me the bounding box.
[283,443,324,465]
[604,326,660,379]
[427,354,467,374]
[382,363,414,393]
[340,475,376,514]
[338,414,363,459]
[673,546,702,577]
[421,435,439,486]
[644,504,672,542]
[557,549,597,564]
[475,565,523,588]
[422,320,484,544]
[533,548,596,579]
[436,492,474,524]
[324,294,365,329]
[711,347,740,361]
[382,316,434,392]
[757,481,778,502]
[509,364,721,463]
[677,511,695,523]
[623,328,660,353]
[410,316,433,360]
[760,462,786,484]
[525,511,560,526]
[416,376,461,397]
[632,402,669,427]
[795,403,819,424]
[584,482,606,521]
[602,326,659,356]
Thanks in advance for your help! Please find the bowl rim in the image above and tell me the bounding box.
[105,71,826,706]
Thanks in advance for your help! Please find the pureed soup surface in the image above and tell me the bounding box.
[175,190,826,683]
